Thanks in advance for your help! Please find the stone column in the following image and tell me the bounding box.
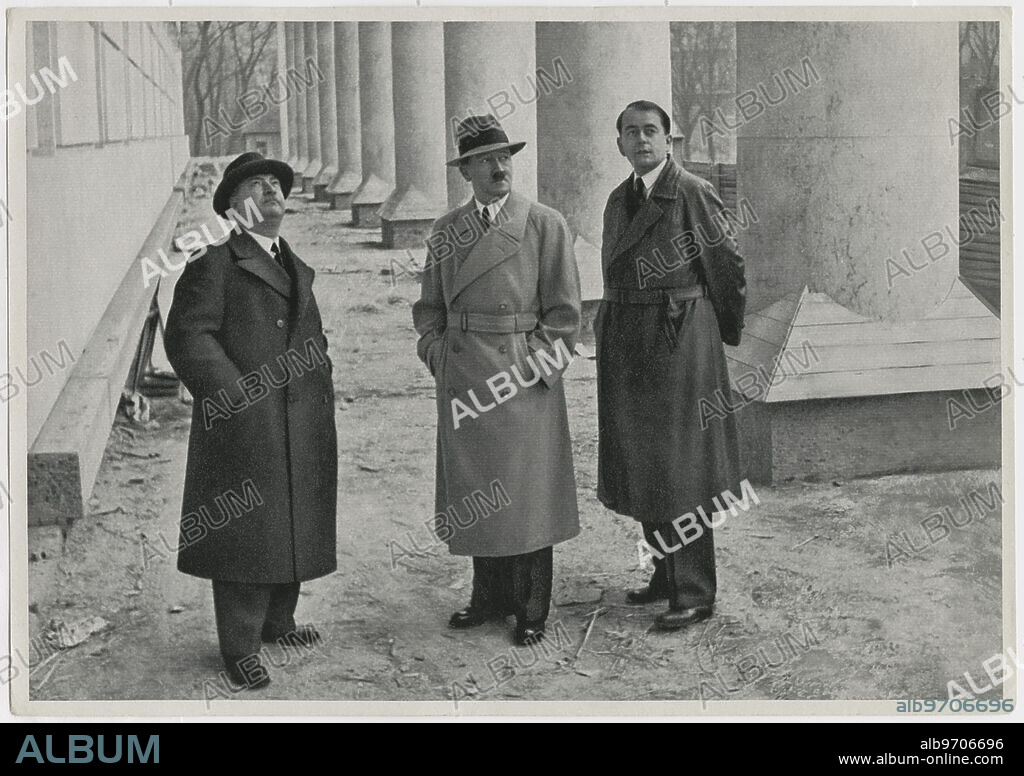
[736,22,959,321]
[301,22,323,193]
[288,22,309,177]
[312,22,339,202]
[535,22,671,300]
[327,22,362,212]
[351,22,395,227]
[277,22,291,164]
[380,22,448,248]
[443,22,537,208]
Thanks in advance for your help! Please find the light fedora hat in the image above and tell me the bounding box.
[446,114,526,167]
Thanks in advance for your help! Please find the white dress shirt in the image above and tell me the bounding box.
[246,230,280,258]
[474,193,510,225]
[632,157,668,199]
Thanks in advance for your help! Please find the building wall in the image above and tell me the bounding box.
[25,22,189,445]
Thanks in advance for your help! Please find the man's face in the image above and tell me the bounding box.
[459,150,513,203]
[229,174,285,221]
[617,109,671,176]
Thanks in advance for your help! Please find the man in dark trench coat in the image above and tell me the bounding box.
[413,115,582,647]
[596,100,746,631]
[165,152,337,688]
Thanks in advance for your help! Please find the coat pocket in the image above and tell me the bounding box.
[426,331,448,378]
[510,332,541,387]
[661,297,693,353]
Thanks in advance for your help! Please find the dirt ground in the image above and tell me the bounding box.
[26,185,1004,711]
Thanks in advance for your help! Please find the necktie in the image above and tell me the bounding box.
[480,206,492,230]
[270,243,283,268]
[627,177,647,221]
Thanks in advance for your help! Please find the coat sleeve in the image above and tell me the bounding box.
[164,248,246,402]
[411,224,448,377]
[693,181,746,347]
[528,211,582,389]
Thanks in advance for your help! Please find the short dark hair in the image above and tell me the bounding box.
[616,100,671,135]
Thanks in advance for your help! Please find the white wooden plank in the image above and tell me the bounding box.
[791,339,1000,374]
[790,317,998,346]
[768,361,1006,402]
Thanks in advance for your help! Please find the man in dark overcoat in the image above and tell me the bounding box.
[596,101,746,631]
[165,152,337,687]
[413,115,582,646]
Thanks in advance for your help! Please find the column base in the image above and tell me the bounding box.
[734,390,1000,485]
[301,176,317,195]
[381,217,434,249]
[331,191,357,211]
[313,184,332,203]
[352,202,383,228]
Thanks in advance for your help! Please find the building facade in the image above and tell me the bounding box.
[23,21,189,524]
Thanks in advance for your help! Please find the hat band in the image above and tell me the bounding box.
[458,127,511,158]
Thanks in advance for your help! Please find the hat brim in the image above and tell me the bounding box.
[213,158,294,217]
[446,141,526,167]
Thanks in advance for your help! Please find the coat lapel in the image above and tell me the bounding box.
[606,160,681,269]
[448,193,529,303]
[280,237,315,321]
[232,230,292,299]
[443,199,482,278]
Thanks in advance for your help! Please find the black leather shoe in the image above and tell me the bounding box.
[262,624,322,647]
[449,606,502,629]
[626,585,669,604]
[654,606,713,632]
[514,621,546,647]
[223,654,271,690]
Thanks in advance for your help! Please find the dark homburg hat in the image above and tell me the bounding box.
[446,114,526,167]
[212,151,294,217]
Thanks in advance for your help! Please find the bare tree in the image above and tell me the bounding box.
[671,22,736,164]
[227,22,277,114]
[959,21,999,89]
[181,21,277,156]
[958,21,1000,169]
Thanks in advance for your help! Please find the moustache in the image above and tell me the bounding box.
[491,173,508,181]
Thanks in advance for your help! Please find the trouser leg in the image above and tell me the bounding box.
[212,580,271,661]
[470,556,510,614]
[641,522,669,592]
[662,523,717,610]
[263,582,301,638]
[509,546,554,625]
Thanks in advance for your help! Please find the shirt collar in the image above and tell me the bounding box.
[474,193,510,220]
[246,230,279,257]
[632,157,668,198]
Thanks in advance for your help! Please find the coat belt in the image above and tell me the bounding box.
[601,285,707,353]
[602,286,707,305]
[448,311,539,334]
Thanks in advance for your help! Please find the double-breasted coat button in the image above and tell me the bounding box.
[452,343,461,353]
[276,319,285,328]
[447,388,456,397]
[498,345,507,353]
[498,303,508,310]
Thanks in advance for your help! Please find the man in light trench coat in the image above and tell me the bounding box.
[165,152,337,688]
[596,101,746,631]
[413,115,582,646]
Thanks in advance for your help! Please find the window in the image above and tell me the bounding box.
[53,22,100,146]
